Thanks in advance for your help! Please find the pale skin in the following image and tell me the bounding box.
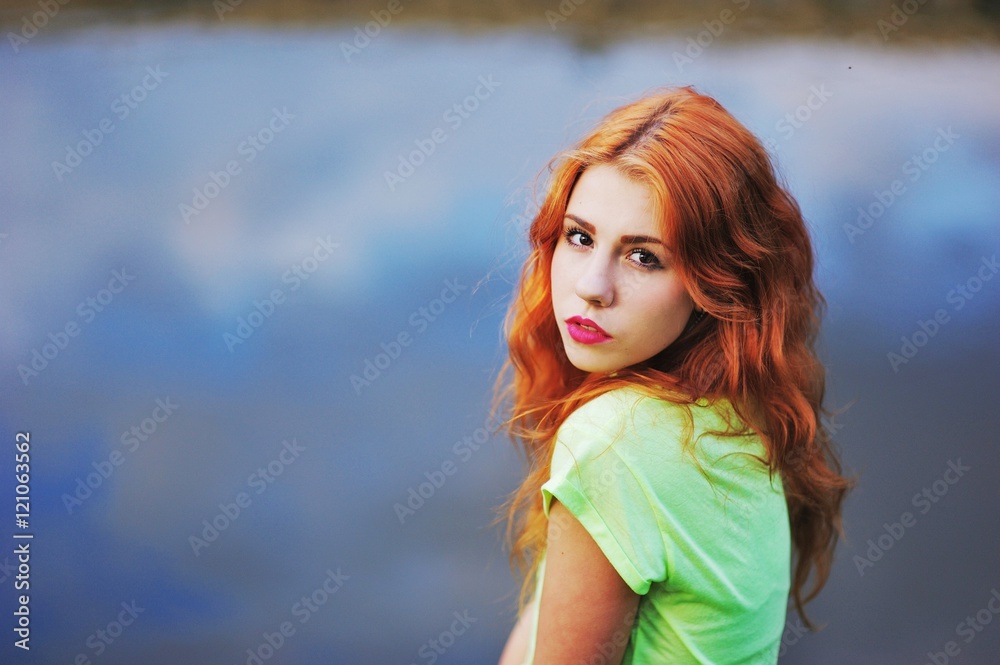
[498,501,640,665]
[551,164,695,376]
[500,164,696,663]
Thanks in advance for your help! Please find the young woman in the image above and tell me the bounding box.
[492,86,855,664]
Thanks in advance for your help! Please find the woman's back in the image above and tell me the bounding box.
[522,386,790,664]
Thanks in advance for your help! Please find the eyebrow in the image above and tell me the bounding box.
[564,214,664,246]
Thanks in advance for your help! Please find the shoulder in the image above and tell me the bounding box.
[560,384,684,431]
[555,386,650,449]
[552,386,682,467]
[555,385,761,467]
[559,385,731,441]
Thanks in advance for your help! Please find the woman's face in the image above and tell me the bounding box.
[550,163,695,375]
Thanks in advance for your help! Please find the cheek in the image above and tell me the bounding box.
[549,247,571,297]
[646,282,693,330]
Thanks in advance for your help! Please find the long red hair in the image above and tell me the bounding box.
[490,86,855,629]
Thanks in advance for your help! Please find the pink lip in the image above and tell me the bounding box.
[565,316,613,345]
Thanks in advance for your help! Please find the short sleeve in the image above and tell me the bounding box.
[540,388,670,595]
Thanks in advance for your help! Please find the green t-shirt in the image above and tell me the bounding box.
[523,385,790,664]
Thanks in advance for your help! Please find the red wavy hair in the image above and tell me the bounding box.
[490,86,855,629]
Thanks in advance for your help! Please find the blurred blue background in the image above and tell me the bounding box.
[1,1,999,663]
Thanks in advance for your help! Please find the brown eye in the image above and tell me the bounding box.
[628,248,663,270]
[564,227,593,247]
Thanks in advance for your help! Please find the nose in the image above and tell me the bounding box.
[575,253,615,307]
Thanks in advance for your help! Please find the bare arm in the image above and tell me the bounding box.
[532,499,640,664]
[497,599,536,665]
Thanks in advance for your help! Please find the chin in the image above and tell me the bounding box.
[564,351,616,374]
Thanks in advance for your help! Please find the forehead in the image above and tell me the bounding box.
[565,164,659,233]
